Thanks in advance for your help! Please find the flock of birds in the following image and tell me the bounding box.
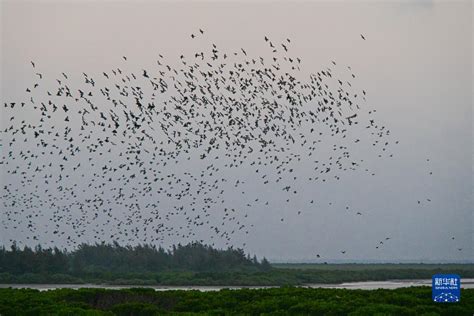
[1,30,458,259]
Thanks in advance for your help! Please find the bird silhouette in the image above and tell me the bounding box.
[0,30,412,255]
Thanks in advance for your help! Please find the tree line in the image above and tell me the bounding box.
[0,242,272,275]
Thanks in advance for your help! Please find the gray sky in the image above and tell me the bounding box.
[1,0,472,263]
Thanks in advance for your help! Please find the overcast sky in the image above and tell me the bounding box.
[1,0,472,263]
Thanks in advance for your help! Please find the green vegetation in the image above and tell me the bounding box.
[3,267,474,286]
[0,242,270,275]
[273,263,474,271]
[1,243,473,286]
[0,242,272,285]
[0,287,473,315]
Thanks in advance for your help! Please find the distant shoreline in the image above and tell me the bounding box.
[1,264,473,287]
[1,278,474,291]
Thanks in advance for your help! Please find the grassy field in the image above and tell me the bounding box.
[0,287,472,315]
